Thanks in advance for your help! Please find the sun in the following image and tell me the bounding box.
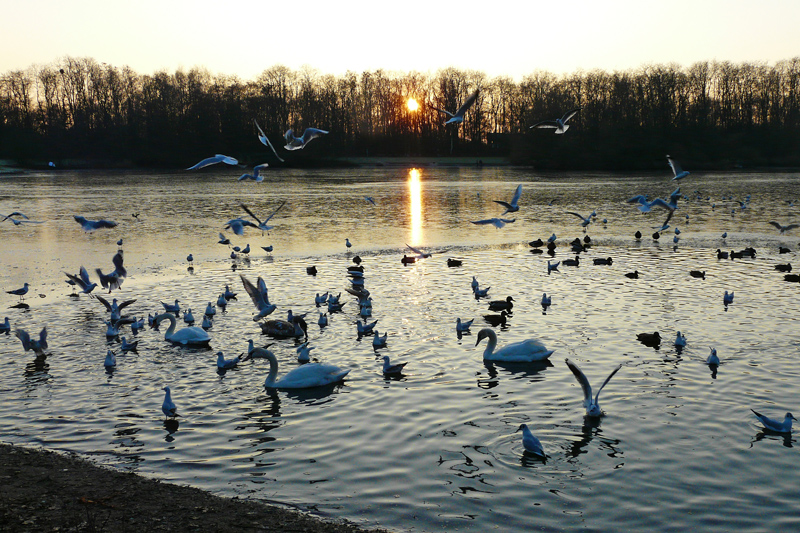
[406,98,419,112]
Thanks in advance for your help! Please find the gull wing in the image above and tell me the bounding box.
[117,298,137,311]
[594,364,622,405]
[565,358,593,406]
[510,184,522,206]
[430,105,456,118]
[300,128,329,144]
[561,108,581,123]
[79,266,91,285]
[254,119,285,162]
[406,243,430,257]
[240,274,268,310]
[15,329,32,350]
[493,200,513,210]
[239,203,264,226]
[666,156,683,177]
[626,195,649,205]
[530,120,559,129]
[649,198,675,212]
[263,200,286,223]
[454,89,480,118]
[111,251,126,277]
[565,211,589,222]
[95,295,113,312]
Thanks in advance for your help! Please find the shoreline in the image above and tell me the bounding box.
[0,443,388,533]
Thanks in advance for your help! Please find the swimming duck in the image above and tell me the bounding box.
[562,256,580,267]
[593,257,613,265]
[624,271,639,279]
[775,263,792,272]
[637,332,661,348]
[483,311,509,327]
[488,296,514,311]
[689,270,705,279]
[447,258,463,267]
[260,317,307,338]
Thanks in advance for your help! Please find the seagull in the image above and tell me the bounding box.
[364,196,376,205]
[667,155,690,180]
[471,218,516,229]
[95,250,127,292]
[96,295,136,322]
[566,211,594,229]
[161,386,179,419]
[674,332,687,347]
[1,212,43,225]
[284,128,328,150]
[382,355,406,375]
[6,283,30,301]
[751,410,796,433]
[185,154,238,170]
[707,348,720,366]
[15,327,48,356]
[565,358,622,417]
[224,217,257,236]
[541,293,552,307]
[240,274,277,321]
[104,349,116,368]
[218,233,231,245]
[431,89,479,125]
[253,119,285,162]
[530,108,580,134]
[406,243,432,259]
[372,330,388,348]
[238,164,269,182]
[547,260,559,274]
[296,342,315,363]
[217,351,241,370]
[73,215,117,232]
[769,221,800,234]
[240,201,286,234]
[493,185,522,215]
[0,317,10,334]
[517,424,545,457]
[456,317,474,333]
[162,299,181,313]
[357,319,378,335]
[723,291,734,305]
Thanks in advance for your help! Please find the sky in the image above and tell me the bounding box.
[4,0,800,80]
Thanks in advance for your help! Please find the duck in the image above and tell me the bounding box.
[778,246,791,254]
[296,342,314,363]
[488,296,514,311]
[562,256,580,267]
[751,410,796,433]
[707,348,720,366]
[483,311,509,327]
[565,358,622,417]
[447,258,463,267]
[716,249,729,259]
[634,230,642,240]
[120,337,139,351]
[475,328,553,362]
[162,386,179,419]
[217,351,241,370]
[252,347,350,389]
[15,327,48,356]
[353,255,362,265]
[674,332,687,347]
[723,291,734,305]
[593,257,613,265]
[785,274,800,282]
[541,293,552,307]
[382,355,406,375]
[104,350,116,368]
[372,330,388,348]
[637,332,661,348]
[456,317,474,333]
[0,317,10,334]
[154,313,211,346]
[624,271,639,279]
[689,270,705,279]
[529,238,544,248]
[730,250,744,259]
[775,263,792,272]
[401,255,416,265]
[307,265,317,276]
[161,299,180,314]
[517,423,545,457]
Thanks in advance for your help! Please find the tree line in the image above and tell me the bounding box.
[2,56,799,169]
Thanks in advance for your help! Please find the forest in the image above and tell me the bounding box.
[1,56,799,169]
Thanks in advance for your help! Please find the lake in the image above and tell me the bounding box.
[1,166,799,532]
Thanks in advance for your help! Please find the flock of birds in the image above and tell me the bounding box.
[3,104,800,460]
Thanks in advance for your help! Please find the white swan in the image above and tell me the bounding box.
[154,313,211,346]
[565,358,622,417]
[250,347,350,389]
[475,328,553,362]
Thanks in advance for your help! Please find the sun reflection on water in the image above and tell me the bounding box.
[409,168,423,245]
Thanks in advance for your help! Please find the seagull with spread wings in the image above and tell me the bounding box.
[185,154,239,170]
[471,218,516,229]
[431,89,479,125]
[253,119,285,162]
[284,128,328,150]
[667,155,690,181]
[530,108,580,134]
[240,201,286,234]
[769,221,800,234]
[493,184,522,215]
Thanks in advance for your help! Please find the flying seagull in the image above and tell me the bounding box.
[284,128,328,150]
[431,89,479,125]
[565,358,622,417]
[769,221,800,234]
[493,184,522,215]
[74,215,117,232]
[471,218,516,229]
[530,108,580,134]
[238,164,270,182]
[253,119,285,162]
[240,201,286,234]
[667,155,690,181]
[186,154,239,170]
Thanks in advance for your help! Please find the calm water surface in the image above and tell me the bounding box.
[1,167,799,531]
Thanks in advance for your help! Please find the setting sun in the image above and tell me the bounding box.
[406,98,419,112]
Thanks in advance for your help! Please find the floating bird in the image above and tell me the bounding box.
[751,409,796,433]
[667,155,690,180]
[530,108,580,134]
[634,230,642,240]
[253,348,350,389]
[431,89,480,125]
[382,355,406,375]
[0,317,10,334]
[723,291,734,305]
[15,327,48,356]
[401,255,416,265]
[674,332,687,347]
[483,311,509,327]
[769,221,800,234]
[73,215,117,232]
[186,154,238,170]
[260,316,307,338]
[307,266,318,276]
[716,249,729,260]
[707,348,720,366]
[529,238,544,248]
[593,257,613,266]
[775,263,792,272]
[565,358,622,417]
[471,218,515,229]
[562,256,580,267]
[493,184,522,215]
[473,285,491,298]
[779,246,791,254]
[475,328,553,362]
[6,283,30,301]
[517,423,545,457]
[217,351,241,370]
[96,295,136,322]
[689,270,706,279]
[161,300,181,314]
[625,271,639,279]
[372,330,388,348]
[318,313,328,327]
[253,119,285,162]
[488,296,514,312]
[120,337,139,352]
[202,315,213,330]
[364,196,376,205]
[153,313,211,346]
[216,293,228,308]
[357,319,378,335]
[240,274,277,320]
[456,317,474,333]
[161,386,179,419]
[238,163,269,182]
[240,201,286,234]
[183,308,195,324]
[447,258,463,267]
[541,293,552,307]
[104,350,116,368]
[637,332,661,348]
[284,128,329,150]
[204,302,216,317]
[547,260,560,273]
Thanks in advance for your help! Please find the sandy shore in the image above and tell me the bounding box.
[0,444,388,532]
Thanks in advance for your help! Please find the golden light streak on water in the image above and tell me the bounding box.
[408,168,422,246]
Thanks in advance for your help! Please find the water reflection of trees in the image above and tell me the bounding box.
[3,57,800,167]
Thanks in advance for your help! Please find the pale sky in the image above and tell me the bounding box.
[4,0,799,80]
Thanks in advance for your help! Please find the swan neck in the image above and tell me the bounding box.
[253,348,279,386]
[483,330,497,358]
[155,313,177,339]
